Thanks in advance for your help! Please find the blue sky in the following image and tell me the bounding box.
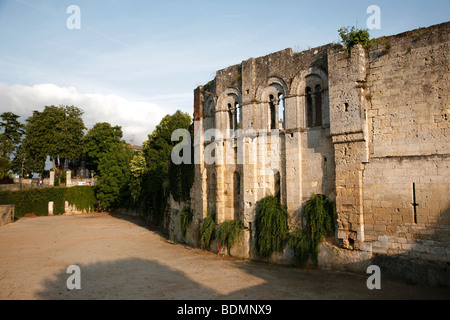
[0,0,449,144]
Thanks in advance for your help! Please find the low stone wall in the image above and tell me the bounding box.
[0,205,14,227]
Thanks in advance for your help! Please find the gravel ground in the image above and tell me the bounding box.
[1,213,449,300]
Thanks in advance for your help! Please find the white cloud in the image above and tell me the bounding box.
[0,82,168,145]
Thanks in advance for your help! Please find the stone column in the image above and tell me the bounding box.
[311,93,317,127]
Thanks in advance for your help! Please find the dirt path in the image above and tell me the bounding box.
[0,213,449,300]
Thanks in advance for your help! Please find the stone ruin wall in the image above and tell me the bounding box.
[168,22,449,285]
[363,24,450,263]
[328,23,450,260]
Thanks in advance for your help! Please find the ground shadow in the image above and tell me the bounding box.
[227,259,450,300]
[35,257,221,300]
[42,211,447,300]
[35,255,450,301]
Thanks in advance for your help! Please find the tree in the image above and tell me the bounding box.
[95,142,134,209]
[129,153,147,202]
[168,122,194,203]
[338,26,371,50]
[142,110,192,223]
[83,122,133,209]
[0,112,24,159]
[0,157,11,180]
[10,142,45,178]
[143,110,192,191]
[24,105,85,176]
[83,122,123,173]
[0,112,24,179]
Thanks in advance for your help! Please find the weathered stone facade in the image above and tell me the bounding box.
[170,22,449,286]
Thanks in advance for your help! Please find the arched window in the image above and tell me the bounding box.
[305,75,324,128]
[306,85,323,127]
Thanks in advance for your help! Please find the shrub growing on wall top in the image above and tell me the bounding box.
[338,26,371,49]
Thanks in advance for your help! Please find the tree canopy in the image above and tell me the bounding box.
[95,142,134,209]
[0,112,24,159]
[141,110,192,223]
[24,105,85,173]
[0,112,24,179]
[83,122,123,173]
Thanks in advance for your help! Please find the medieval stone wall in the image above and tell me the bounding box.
[178,21,450,285]
[362,23,450,262]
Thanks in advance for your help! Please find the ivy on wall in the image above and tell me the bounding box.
[289,194,336,265]
[255,195,290,258]
[216,220,244,254]
[178,206,193,239]
[200,214,216,250]
[254,194,336,265]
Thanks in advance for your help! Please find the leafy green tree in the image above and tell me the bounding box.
[83,122,123,173]
[0,112,24,158]
[338,26,371,49]
[0,157,11,180]
[10,142,45,178]
[95,142,134,209]
[142,110,192,223]
[0,112,24,178]
[24,105,85,176]
[129,153,147,202]
[168,122,194,203]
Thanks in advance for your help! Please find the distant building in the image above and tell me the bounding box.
[127,140,143,152]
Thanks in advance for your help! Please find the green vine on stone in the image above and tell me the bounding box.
[216,220,244,255]
[255,195,290,258]
[200,213,216,249]
[178,206,193,239]
[289,194,336,265]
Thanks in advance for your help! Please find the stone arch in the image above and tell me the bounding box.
[256,76,289,130]
[291,67,328,97]
[217,88,242,131]
[255,76,289,102]
[291,67,329,127]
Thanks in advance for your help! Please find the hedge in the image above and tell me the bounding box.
[0,186,97,218]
